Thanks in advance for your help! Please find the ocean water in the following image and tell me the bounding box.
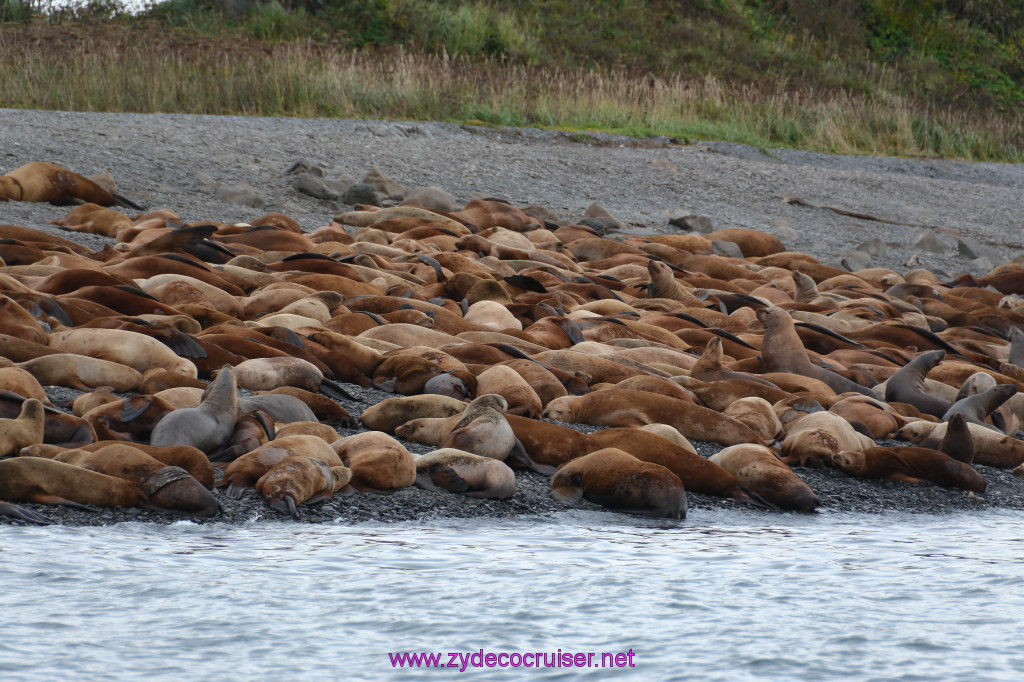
[2,509,1024,681]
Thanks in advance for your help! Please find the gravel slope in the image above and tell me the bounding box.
[1,108,1023,525]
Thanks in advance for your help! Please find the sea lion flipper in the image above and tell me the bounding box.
[29,494,99,511]
[111,191,144,211]
[550,485,583,505]
[269,495,300,518]
[319,379,357,403]
[506,439,557,475]
[430,465,470,493]
[0,501,51,525]
[121,396,153,423]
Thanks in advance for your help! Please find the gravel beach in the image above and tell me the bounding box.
[1,108,1023,525]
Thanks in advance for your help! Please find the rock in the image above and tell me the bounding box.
[400,186,455,213]
[712,239,744,259]
[362,166,404,200]
[292,172,342,201]
[968,256,996,273]
[343,183,381,207]
[669,214,713,233]
[958,237,1002,263]
[856,238,886,258]
[910,229,948,254]
[772,218,797,242]
[216,184,264,208]
[284,158,324,176]
[839,249,871,265]
[578,217,620,235]
[88,172,117,192]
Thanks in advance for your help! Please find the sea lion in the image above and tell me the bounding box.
[941,383,1018,433]
[359,394,467,434]
[255,456,352,517]
[395,394,525,463]
[225,357,354,402]
[272,421,340,442]
[898,419,1024,469]
[236,393,318,424]
[331,431,416,492]
[828,395,905,439]
[254,387,355,427]
[0,162,140,208]
[472,365,543,418]
[149,366,237,453]
[51,445,219,516]
[414,449,515,500]
[0,500,50,524]
[710,444,819,512]
[0,457,147,508]
[757,306,873,396]
[721,397,784,442]
[780,411,874,467]
[831,447,986,492]
[542,390,763,446]
[220,435,344,499]
[0,398,45,456]
[16,354,143,392]
[550,447,686,519]
[48,328,198,378]
[883,350,952,418]
[209,410,276,462]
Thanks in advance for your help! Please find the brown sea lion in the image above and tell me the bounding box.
[473,365,543,418]
[550,447,686,519]
[220,435,344,499]
[0,162,140,208]
[72,387,122,418]
[757,306,873,396]
[331,431,416,493]
[209,410,276,463]
[831,447,986,492]
[721,397,784,442]
[52,445,219,516]
[543,390,763,446]
[414,449,515,500]
[828,395,906,439]
[0,457,147,509]
[710,444,819,512]
[149,366,237,453]
[255,456,352,517]
[898,419,1024,469]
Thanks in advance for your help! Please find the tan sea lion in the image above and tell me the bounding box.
[831,447,986,492]
[543,390,763,446]
[72,387,122,418]
[226,357,354,402]
[255,456,352,517]
[16,354,143,392]
[780,411,874,467]
[550,447,686,519]
[0,457,147,509]
[0,398,45,456]
[359,394,467,434]
[828,395,906,439]
[721,397,784,442]
[414,449,515,500]
[395,395,524,463]
[48,328,197,378]
[710,444,819,512]
[897,419,1024,469]
[331,431,416,492]
[272,421,340,442]
[149,366,238,453]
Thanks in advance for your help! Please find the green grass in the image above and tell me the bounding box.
[2,1,1023,161]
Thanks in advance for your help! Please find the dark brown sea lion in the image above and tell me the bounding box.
[209,410,276,463]
[710,444,819,512]
[219,435,344,499]
[550,447,686,519]
[831,447,986,492]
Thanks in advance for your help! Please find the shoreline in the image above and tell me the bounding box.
[1,110,1024,525]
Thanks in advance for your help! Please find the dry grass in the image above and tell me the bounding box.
[2,26,1022,162]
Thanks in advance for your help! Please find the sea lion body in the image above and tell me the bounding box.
[332,431,416,492]
[220,435,344,499]
[255,456,352,517]
[415,449,515,499]
[550,447,686,519]
[0,457,147,508]
[710,444,819,512]
[0,399,46,456]
[149,367,237,453]
[831,447,986,492]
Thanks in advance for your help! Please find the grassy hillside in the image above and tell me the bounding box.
[1,0,1023,161]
